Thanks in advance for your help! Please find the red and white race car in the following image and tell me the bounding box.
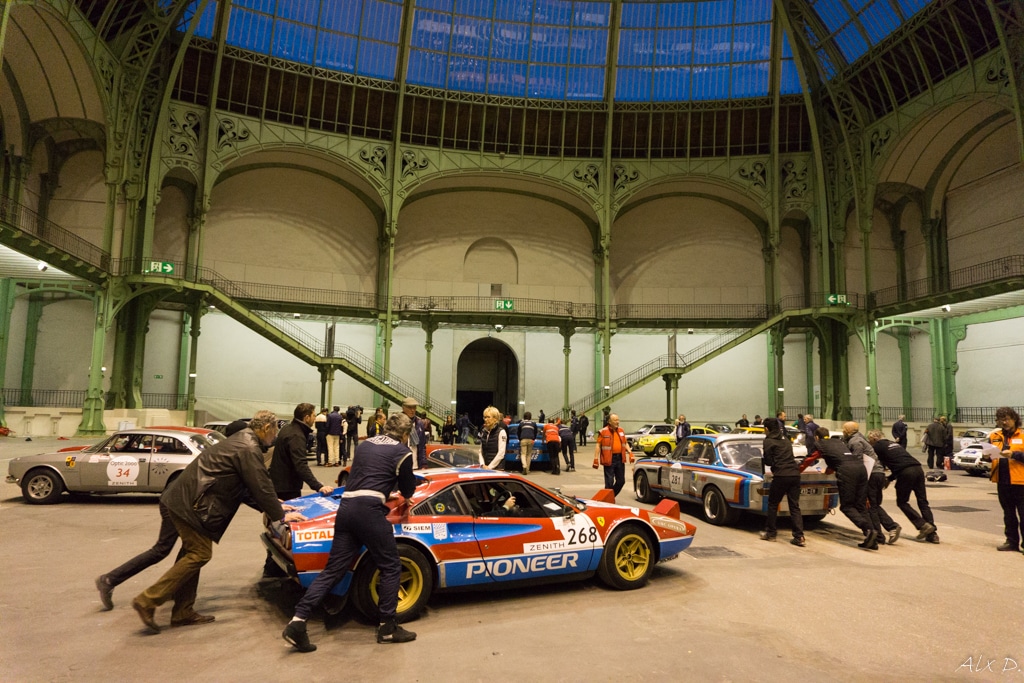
[263,469,696,622]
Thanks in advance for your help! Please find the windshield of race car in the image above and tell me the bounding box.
[718,442,763,469]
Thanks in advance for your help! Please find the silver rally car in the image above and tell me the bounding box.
[632,433,839,526]
[6,428,216,504]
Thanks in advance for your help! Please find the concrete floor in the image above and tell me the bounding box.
[2,435,1022,682]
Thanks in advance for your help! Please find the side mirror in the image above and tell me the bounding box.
[563,505,575,520]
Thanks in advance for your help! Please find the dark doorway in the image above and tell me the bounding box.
[455,338,519,427]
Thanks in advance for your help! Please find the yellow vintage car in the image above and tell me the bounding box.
[634,424,721,457]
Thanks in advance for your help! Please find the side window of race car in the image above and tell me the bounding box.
[413,487,466,517]
[672,439,698,462]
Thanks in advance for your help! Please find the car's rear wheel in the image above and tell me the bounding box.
[336,470,349,487]
[702,486,740,526]
[21,468,64,505]
[654,442,671,457]
[634,471,660,504]
[597,525,655,590]
[351,544,433,623]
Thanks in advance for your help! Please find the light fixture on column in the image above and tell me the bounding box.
[494,324,503,332]
[865,386,871,391]
[777,387,784,392]
[189,372,197,378]
[941,304,951,313]
[100,366,107,373]
[37,261,48,271]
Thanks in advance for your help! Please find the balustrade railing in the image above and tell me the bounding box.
[0,198,110,271]
[871,255,1024,308]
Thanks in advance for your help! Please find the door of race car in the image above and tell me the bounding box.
[459,480,597,586]
[667,438,713,499]
[79,433,152,490]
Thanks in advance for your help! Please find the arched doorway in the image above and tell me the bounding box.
[456,338,519,429]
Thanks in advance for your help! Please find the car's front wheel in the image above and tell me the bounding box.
[597,525,655,590]
[21,468,64,505]
[702,486,740,526]
[351,544,433,623]
[634,470,660,504]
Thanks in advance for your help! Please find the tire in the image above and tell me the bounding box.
[336,470,348,487]
[21,468,64,505]
[597,525,655,590]
[654,442,671,457]
[351,544,433,623]
[634,471,660,504]
[701,486,740,526]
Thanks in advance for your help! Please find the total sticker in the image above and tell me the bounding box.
[107,455,140,487]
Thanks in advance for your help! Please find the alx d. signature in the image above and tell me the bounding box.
[958,656,1024,674]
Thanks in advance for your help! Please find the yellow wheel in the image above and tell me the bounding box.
[597,526,655,590]
[352,545,433,623]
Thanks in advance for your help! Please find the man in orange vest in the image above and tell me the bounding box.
[990,407,1024,552]
[592,413,632,496]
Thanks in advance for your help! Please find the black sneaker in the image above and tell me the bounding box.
[377,619,416,644]
[926,532,940,544]
[96,575,114,611]
[887,526,901,545]
[916,523,936,540]
[790,536,806,547]
[283,620,317,653]
[758,531,776,542]
[997,541,1017,551]
[857,530,879,550]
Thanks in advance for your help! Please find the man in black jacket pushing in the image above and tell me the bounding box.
[131,411,306,633]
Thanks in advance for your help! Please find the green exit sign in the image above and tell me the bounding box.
[146,261,175,275]
[826,293,849,306]
[494,299,514,311]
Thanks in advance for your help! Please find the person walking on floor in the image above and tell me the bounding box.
[326,406,344,467]
[543,418,561,475]
[989,407,1024,552]
[803,426,877,550]
[844,421,901,545]
[518,412,537,474]
[593,413,631,497]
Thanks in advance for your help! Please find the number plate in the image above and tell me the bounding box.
[802,487,819,495]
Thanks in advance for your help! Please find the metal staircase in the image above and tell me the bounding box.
[554,312,791,421]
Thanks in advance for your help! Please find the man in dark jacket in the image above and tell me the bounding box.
[805,426,877,549]
[131,411,306,633]
[326,406,344,466]
[266,403,333,577]
[891,415,908,448]
[282,412,418,651]
[925,417,946,469]
[760,418,805,546]
[845,421,901,545]
[868,430,938,543]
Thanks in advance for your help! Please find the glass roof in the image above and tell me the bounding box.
[186,0,933,102]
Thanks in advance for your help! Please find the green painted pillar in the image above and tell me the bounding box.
[897,329,913,415]
[805,331,815,415]
[19,296,42,405]
[185,304,202,426]
[663,374,679,424]
[0,278,17,427]
[372,319,384,408]
[319,366,329,412]
[767,326,784,416]
[423,321,436,411]
[561,327,572,415]
[176,311,191,411]
[864,323,882,431]
[928,319,959,419]
[77,291,109,436]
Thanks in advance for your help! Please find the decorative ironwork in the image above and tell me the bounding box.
[738,161,767,190]
[360,146,388,177]
[612,164,640,194]
[985,55,1010,88]
[781,161,809,201]
[401,150,429,180]
[574,164,600,192]
[168,110,201,159]
[216,117,250,152]
[869,127,892,161]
